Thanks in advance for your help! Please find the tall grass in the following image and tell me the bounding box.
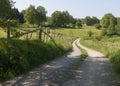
[0,38,71,81]
[81,36,120,73]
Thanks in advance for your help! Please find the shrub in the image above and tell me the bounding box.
[88,30,93,37]
[109,50,120,73]
[95,24,101,29]
[101,29,107,36]
[0,39,71,81]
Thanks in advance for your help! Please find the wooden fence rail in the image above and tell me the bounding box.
[11,27,41,38]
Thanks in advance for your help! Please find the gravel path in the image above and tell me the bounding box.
[1,39,116,86]
[62,39,116,86]
[1,39,81,86]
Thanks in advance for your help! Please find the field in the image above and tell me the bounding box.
[1,26,120,81]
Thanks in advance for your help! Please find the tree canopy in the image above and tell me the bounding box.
[100,13,117,28]
[51,11,74,27]
[84,16,99,26]
[0,0,13,19]
[100,13,118,36]
[24,5,47,26]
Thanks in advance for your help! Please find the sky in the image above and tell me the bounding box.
[13,0,120,19]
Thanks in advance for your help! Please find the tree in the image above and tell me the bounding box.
[10,8,20,20]
[75,19,82,28]
[92,16,99,25]
[84,16,92,26]
[100,13,117,36]
[35,6,47,26]
[100,13,116,28]
[0,0,13,19]
[19,13,25,23]
[51,11,64,27]
[51,10,74,27]
[95,24,101,29]
[62,11,73,27]
[0,0,14,27]
[84,16,99,26]
[24,5,36,26]
[115,17,120,35]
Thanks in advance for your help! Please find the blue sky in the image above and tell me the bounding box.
[13,0,120,19]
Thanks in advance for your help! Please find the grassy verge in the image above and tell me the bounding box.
[80,36,120,83]
[75,41,88,60]
[0,38,71,82]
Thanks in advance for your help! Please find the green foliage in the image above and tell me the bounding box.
[109,50,120,73]
[101,29,107,36]
[24,5,36,25]
[35,6,47,26]
[100,13,119,36]
[75,19,82,28]
[115,18,120,35]
[75,42,88,60]
[0,0,13,19]
[100,13,117,28]
[88,30,93,37]
[0,39,71,81]
[81,35,120,73]
[95,24,101,29]
[107,25,116,36]
[24,5,47,26]
[51,11,74,27]
[84,16,99,26]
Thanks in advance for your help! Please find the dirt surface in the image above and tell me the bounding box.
[1,39,116,86]
[62,39,116,86]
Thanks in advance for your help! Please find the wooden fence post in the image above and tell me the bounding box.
[39,29,42,40]
[7,20,10,39]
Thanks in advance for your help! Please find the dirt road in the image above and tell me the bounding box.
[62,39,116,86]
[1,39,116,86]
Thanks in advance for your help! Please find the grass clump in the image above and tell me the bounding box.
[75,41,88,61]
[109,50,120,73]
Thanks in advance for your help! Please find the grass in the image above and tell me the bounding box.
[1,25,120,82]
[75,41,88,60]
[0,28,7,38]
[0,38,71,82]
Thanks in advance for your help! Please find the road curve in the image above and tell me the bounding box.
[62,39,116,86]
[1,39,116,86]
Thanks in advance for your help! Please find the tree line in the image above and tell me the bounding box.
[0,0,120,36]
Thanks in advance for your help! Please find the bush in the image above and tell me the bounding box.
[101,29,107,36]
[95,24,101,29]
[0,39,70,81]
[88,30,93,37]
[109,50,120,73]
[10,20,19,27]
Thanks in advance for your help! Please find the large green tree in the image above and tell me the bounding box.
[51,11,74,27]
[84,16,99,26]
[100,13,116,28]
[51,11,63,27]
[0,0,13,27]
[24,5,36,26]
[35,6,47,26]
[0,0,13,19]
[100,13,117,35]
[75,19,82,28]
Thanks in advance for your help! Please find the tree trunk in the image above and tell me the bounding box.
[39,29,42,40]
